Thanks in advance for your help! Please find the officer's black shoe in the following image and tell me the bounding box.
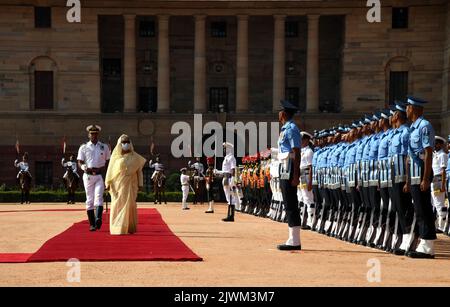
[205,210,214,214]
[87,209,96,232]
[407,251,435,259]
[277,244,301,251]
[393,248,406,256]
[369,243,376,248]
[183,207,190,210]
[95,206,103,230]
[301,225,311,230]
[222,216,234,222]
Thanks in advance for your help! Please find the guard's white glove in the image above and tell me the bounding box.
[81,164,87,172]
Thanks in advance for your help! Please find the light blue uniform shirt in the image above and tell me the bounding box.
[278,120,301,154]
[447,153,450,175]
[317,147,330,169]
[368,133,381,161]
[378,129,392,160]
[339,143,349,167]
[362,135,373,162]
[390,124,410,157]
[330,144,342,167]
[408,117,435,158]
[312,147,320,167]
[408,116,435,185]
[344,143,358,166]
[447,153,450,189]
[388,124,410,183]
[356,137,368,162]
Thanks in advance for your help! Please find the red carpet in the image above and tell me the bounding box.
[0,208,202,262]
[0,253,32,263]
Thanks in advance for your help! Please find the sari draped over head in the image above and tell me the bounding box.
[105,134,147,235]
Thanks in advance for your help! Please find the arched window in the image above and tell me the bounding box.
[385,56,413,106]
[29,56,58,110]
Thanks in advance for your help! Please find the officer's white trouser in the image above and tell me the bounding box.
[297,186,303,204]
[431,182,446,216]
[182,185,189,209]
[83,174,104,211]
[222,177,232,205]
[234,187,241,210]
[300,187,314,206]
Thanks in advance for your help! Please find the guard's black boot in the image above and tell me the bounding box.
[222,205,231,221]
[95,206,103,230]
[222,205,235,222]
[87,210,96,231]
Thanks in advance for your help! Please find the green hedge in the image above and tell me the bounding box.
[0,191,194,203]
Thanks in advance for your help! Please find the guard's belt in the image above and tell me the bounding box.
[85,167,104,175]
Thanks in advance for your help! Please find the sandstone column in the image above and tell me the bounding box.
[273,15,286,112]
[194,15,206,112]
[123,14,136,112]
[306,15,320,113]
[158,15,170,112]
[236,15,249,113]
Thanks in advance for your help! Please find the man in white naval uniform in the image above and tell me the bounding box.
[214,142,237,222]
[299,131,315,229]
[180,168,191,210]
[431,136,448,232]
[77,125,111,231]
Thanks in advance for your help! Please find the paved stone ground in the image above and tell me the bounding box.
[0,202,449,286]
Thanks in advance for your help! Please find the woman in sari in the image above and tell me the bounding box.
[105,134,147,235]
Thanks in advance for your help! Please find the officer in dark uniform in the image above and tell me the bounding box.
[276,100,302,251]
[405,96,437,259]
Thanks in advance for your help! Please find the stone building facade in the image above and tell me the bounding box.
[0,0,449,188]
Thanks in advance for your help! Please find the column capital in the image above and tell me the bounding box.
[274,14,287,20]
[123,14,136,20]
[194,14,207,21]
[307,14,320,21]
[237,15,249,21]
[158,14,170,21]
